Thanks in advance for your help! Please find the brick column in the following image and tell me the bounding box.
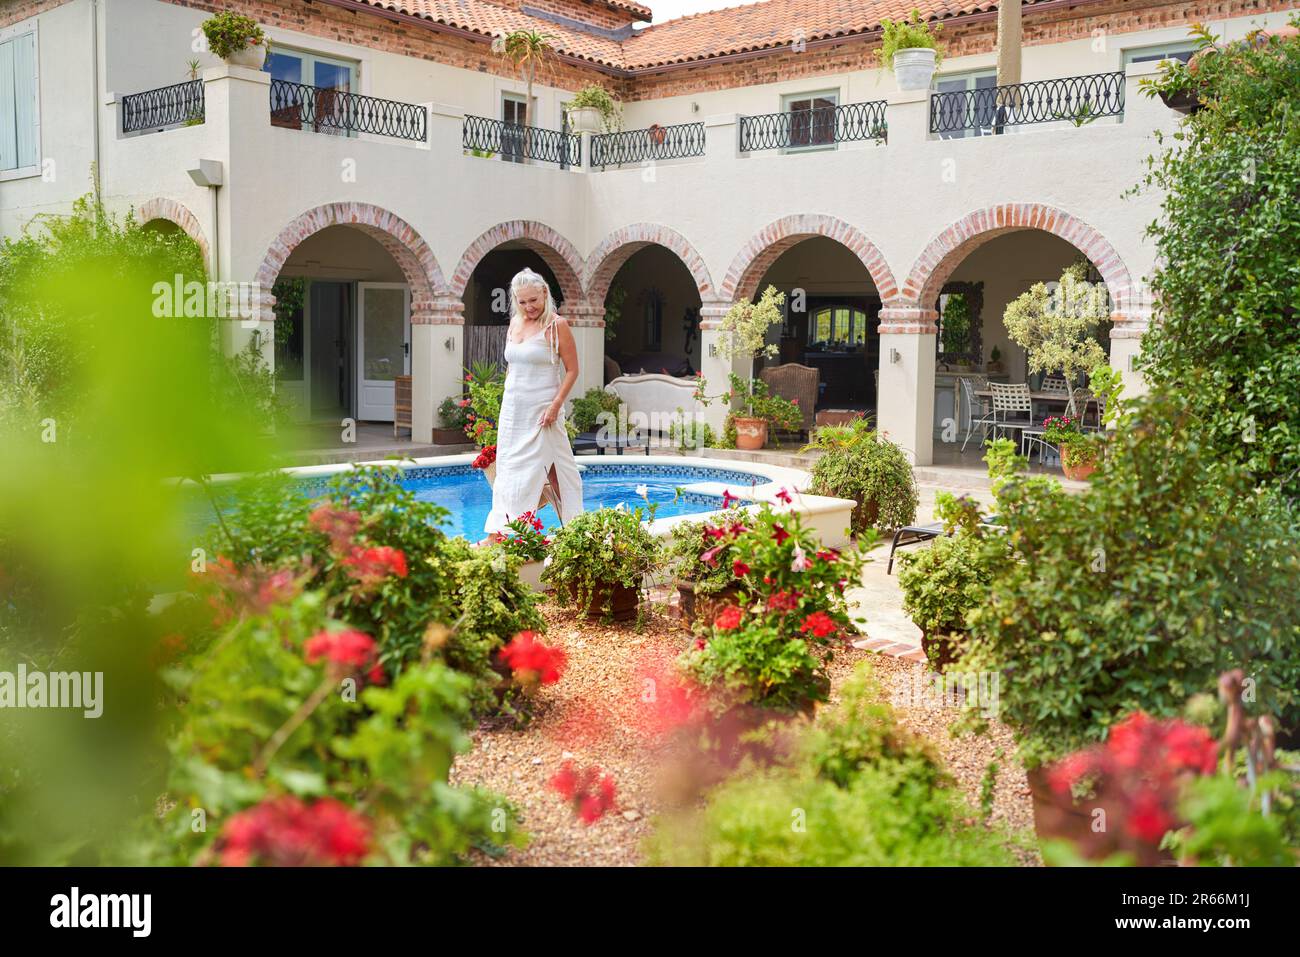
[877,305,939,466]
[411,296,464,443]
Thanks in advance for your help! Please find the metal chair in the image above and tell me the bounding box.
[959,376,995,452]
[989,382,1034,447]
[1041,374,1069,395]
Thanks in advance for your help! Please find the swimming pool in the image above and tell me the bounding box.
[194,458,795,543]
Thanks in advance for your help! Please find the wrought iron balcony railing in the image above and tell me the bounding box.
[740,100,888,152]
[929,71,1125,135]
[269,79,428,142]
[462,115,580,167]
[590,122,706,168]
[121,79,205,134]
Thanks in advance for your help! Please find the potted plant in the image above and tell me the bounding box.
[487,511,550,589]
[463,361,504,448]
[542,504,660,622]
[435,395,470,445]
[709,285,787,450]
[1042,414,1100,481]
[566,85,619,134]
[723,373,801,451]
[664,508,752,627]
[879,9,944,92]
[987,344,1003,373]
[648,123,667,146]
[201,12,269,69]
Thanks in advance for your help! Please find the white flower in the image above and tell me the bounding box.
[636,483,649,499]
[790,545,812,573]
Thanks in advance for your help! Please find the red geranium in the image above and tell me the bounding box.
[799,610,837,638]
[308,504,362,551]
[341,545,408,586]
[499,630,567,686]
[202,556,302,625]
[732,560,750,577]
[550,761,617,824]
[472,444,497,469]
[766,589,802,612]
[772,524,790,545]
[304,629,385,685]
[219,796,371,867]
[714,606,743,631]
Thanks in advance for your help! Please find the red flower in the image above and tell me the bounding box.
[694,637,707,650]
[816,549,839,563]
[799,611,837,639]
[549,761,617,824]
[149,633,188,669]
[1126,791,1174,844]
[219,796,371,867]
[304,629,384,684]
[721,490,737,508]
[472,444,497,469]
[732,560,750,577]
[728,522,749,536]
[772,524,790,545]
[202,557,302,625]
[458,398,470,407]
[702,525,726,540]
[766,590,801,612]
[499,630,567,685]
[714,606,743,631]
[341,545,408,586]
[309,504,362,551]
[775,488,792,504]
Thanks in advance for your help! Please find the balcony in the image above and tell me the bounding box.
[590,122,706,169]
[267,79,428,142]
[462,115,580,167]
[930,71,1126,136]
[739,100,888,152]
[121,79,205,135]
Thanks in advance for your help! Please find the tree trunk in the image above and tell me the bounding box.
[996,0,1024,122]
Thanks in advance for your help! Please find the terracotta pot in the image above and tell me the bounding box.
[1026,767,1175,867]
[432,427,466,444]
[1061,448,1098,482]
[570,580,640,621]
[733,416,768,451]
[676,582,744,628]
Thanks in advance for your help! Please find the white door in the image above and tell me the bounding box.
[355,283,409,421]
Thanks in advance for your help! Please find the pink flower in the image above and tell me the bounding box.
[721,490,737,508]
[341,545,408,586]
[219,797,371,867]
[790,545,812,572]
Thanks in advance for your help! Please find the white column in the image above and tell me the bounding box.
[876,307,938,466]
[559,300,606,404]
[883,87,931,144]
[412,297,464,443]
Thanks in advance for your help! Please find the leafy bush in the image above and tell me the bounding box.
[803,420,918,533]
[683,610,830,714]
[878,8,944,70]
[200,464,541,709]
[897,531,1008,667]
[542,505,660,621]
[1002,260,1110,403]
[146,590,521,865]
[1139,22,1300,500]
[647,663,1016,866]
[662,507,753,595]
[200,12,267,60]
[569,385,625,434]
[464,361,504,447]
[437,394,469,431]
[961,394,1300,770]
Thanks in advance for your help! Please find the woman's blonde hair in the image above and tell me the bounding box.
[508,267,561,363]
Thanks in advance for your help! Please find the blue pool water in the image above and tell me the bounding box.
[192,462,773,542]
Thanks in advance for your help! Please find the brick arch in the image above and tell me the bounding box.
[720,214,899,304]
[135,198,210,273]
[900,203,1136,314]
[254,202,445,319]
[583,223,715,307]
[450,220,584,304]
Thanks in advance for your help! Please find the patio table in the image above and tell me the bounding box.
[972,389,1098,423]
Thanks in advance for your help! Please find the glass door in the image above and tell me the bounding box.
[502,93,527,163]
[936,71,997,139]
[355,283,409,422]
[266,47,357,135]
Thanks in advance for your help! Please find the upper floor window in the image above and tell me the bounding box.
[1122,41,1198,67]
[934,69,997,140]
[266,47,357,138]
[782,90,837,151]
[501,93,529,164]
[1,28,38,174]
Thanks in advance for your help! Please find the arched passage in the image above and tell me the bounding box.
[451,220,584,304]
[135,198,210,274]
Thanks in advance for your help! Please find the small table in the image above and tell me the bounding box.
[573,431,651,456]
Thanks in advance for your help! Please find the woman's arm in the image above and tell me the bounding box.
[539,317,580,428]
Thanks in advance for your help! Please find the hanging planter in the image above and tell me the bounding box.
[648,123,667,146]
[880,10,944,92]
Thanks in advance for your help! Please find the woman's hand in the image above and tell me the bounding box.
[538,403,560,429]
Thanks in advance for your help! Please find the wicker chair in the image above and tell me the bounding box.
[759,363,819,436]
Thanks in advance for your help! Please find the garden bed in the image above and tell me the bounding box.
[450,594,1038,866]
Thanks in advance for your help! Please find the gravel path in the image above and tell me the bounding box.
[451,590,1038,866]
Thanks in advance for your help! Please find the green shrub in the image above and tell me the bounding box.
[803,421,918,533]
[200,12,267,61]
[569,385,625,434]
[1140,22,1300,500]
[683,614,830,714]
[662,507,753,595]
[464,360,504,447]
[961,393,1300,770]
[542,505,660,621]
[437,394,469,431]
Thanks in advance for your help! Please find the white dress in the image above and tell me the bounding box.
[483,322,585,534]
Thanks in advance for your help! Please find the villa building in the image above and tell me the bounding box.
[2,0,1297,462]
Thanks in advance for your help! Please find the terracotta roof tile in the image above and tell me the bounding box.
[349,0,1037,71]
